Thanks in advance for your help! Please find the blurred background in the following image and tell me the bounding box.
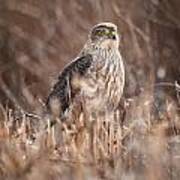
[0,1,180,180]
[0,0,179,113]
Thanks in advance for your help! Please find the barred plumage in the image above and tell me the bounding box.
[46,22,125,120]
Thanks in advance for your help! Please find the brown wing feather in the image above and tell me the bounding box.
[46,54,93,116]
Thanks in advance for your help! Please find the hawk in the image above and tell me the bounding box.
[46,22,125,122]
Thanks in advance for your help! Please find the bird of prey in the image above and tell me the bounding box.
[46,22,125,122]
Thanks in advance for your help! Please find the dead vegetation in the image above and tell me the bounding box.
[0,86,179,180]
[0,0,180,179]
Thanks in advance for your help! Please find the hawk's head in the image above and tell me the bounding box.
[90,22,119,49]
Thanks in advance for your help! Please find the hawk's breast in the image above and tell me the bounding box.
[82,49,124,112]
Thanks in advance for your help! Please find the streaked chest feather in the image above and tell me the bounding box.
[82,49,124,110]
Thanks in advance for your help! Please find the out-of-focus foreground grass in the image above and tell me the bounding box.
[0,0,180,179]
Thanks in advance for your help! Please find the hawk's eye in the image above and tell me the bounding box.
[95,29,106,36]
[110,30,116,36]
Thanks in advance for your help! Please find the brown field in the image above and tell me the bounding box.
[0,0,180,179]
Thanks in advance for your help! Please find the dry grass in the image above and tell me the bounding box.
[0,0,180,179]
[0,88,179,180]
